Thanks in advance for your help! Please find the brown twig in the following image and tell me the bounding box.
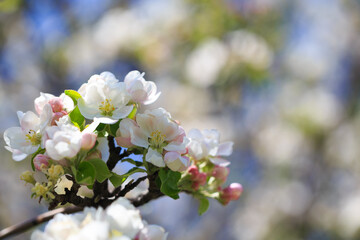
[0,206,83,239]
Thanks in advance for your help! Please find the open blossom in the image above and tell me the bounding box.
[124,70,161,105]
[187,129,233,166]
[31,198,159,240]
[4,105,52,161]
[45,119,83,161]
[78,72,133,124]
[116,108,189,171]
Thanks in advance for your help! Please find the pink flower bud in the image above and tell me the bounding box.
[221,183,243,205]
[188,165,199,179]
[33,154,50,171]
[188,165,207,190]
[51,111,68,125]
[81,133,97,150]
[212,166,229,183]
[48,97,64,112]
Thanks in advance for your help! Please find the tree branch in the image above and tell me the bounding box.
[0,206,83,240]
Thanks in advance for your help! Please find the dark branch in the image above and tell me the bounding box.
[0,206,83,240]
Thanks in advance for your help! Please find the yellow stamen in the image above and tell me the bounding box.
[25,130,42,146]
[99,98,116,116]
[150,130,166,149]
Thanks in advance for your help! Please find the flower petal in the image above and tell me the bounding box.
[209,157,230,167]
[146,148,165,167]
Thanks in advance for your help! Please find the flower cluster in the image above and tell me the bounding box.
[32,198,167,240]
[3,70,242,238]
[182,129,243,206]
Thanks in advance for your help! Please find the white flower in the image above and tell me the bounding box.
[187,129,233,166]
[135,225,168,240]
[116,108,189,170]
[105,198,144,238]
[78,72,133,124]
[4,105,52,161]
[124,71,161,105]
[31,198,167,240]
[45,116,83,161]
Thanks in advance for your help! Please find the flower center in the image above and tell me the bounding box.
[99,99,116,116]
[150,130,166,149]
[25,130,42,146]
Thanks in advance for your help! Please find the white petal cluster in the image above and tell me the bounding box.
[31,198,167,240]
[116,108,190,171]
[187,129,233,166]
[124,71,161,105]
[45,116,83,161]
[78,72,133,124]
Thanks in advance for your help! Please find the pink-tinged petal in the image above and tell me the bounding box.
[33,154,50,170]
[115,136,134,148]
[5,146,28,161]
[209,157,230,167]
[146,148,165,167]
[81,133,97,150]
[216,141,233,156]
[117,118,137,137]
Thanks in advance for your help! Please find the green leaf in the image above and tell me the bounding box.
[158,168,181,199]
[31,148,46,171]
[96,123,106,132]
[109,172,125,188]
[87,158,112,183]
[75,161,96,185]
[121,158,143,167]
[109,121,120,136]
[69,106,85,130]
[197,196,210,215]
[64,90,82,105]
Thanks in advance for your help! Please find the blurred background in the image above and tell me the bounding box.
[0,0,360,239]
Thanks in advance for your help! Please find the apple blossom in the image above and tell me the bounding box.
[78,72,133,124]
[187,129,233,166]
[124,70,161,105]
[116,108,189,170]
[45,119,83,161]
[4,104,52,161]
[188,165,207,190]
